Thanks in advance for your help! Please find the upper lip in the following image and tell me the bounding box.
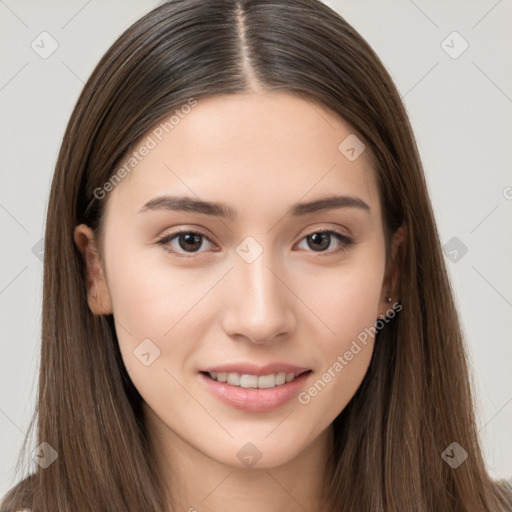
[200,363,312,376]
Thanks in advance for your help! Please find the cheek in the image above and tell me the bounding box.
[105,238,206,335]
[294,257,384,413]
[108,259,172,335]
[104,249,210,415]
[298,253,385,343]
[102,245,194,371]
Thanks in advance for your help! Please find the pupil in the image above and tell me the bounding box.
[180,233,202,251]
[308,232,329,251]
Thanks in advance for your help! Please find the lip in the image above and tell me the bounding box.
[200,362,311,376]
[198,370,313,413]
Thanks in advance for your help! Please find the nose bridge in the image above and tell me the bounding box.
[223,241,294,343]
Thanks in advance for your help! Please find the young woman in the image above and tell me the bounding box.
[2,0,511,510]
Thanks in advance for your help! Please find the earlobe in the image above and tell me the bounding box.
[73,224,113,316]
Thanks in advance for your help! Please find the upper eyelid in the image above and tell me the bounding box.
[156,229,217,254]
[157,226,350,241]
[161,229,215,242]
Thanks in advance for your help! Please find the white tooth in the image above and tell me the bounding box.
[219,371,300,387]
[275,372,286,385]
[209,372,217,380]
[258,374,277,388]
[227,372,241,385]
[240,374,259,388]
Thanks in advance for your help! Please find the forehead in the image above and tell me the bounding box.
[106,91,380,221]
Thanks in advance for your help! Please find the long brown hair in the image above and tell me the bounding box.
[2,1,511,510]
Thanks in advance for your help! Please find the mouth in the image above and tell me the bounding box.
[197,369,314,413]
[199,369,312,389]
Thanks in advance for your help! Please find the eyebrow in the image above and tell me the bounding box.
[137,194,371,220]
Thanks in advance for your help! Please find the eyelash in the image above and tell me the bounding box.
[155,229,353,258]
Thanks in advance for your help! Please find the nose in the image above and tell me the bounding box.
[221,248,296,344]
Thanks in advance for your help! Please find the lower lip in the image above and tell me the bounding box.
[198,371,313,413]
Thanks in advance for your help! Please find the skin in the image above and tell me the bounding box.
[74,91,404,512]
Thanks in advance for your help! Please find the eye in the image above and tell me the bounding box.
[155,230,215,257]
[156,228,353,258]
[295,230,353,254]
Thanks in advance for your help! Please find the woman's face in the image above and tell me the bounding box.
[76,91,398,470]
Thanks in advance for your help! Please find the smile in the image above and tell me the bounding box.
[198,370,313,413]
[204,370,310,389]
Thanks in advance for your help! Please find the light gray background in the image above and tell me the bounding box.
[1,0,511,495]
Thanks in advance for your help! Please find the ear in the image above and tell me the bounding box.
[378,223,406,318]
[73,224,113,315]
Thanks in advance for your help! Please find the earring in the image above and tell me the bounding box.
[377,296,393,320]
